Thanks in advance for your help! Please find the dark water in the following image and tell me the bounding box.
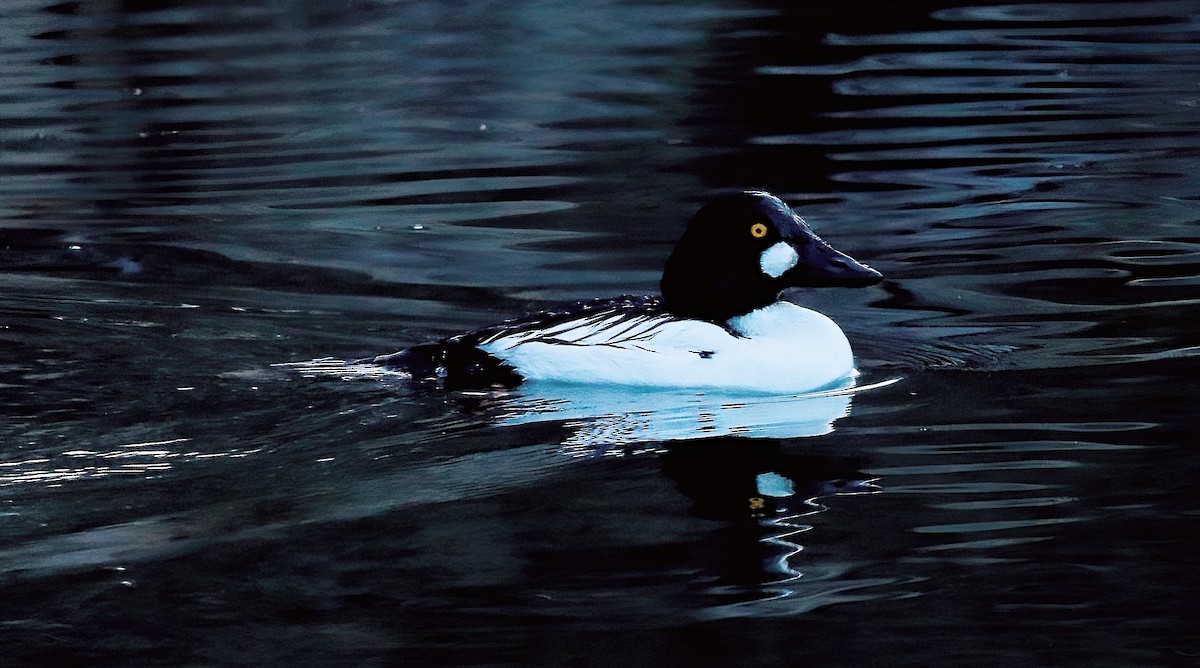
[3,0,1200,665]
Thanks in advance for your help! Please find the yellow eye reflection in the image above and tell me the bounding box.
[750,222,769,239]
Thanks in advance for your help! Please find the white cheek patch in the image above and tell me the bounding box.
[759,241,799,278]
[755,471,796,498]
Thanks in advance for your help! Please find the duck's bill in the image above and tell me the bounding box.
[788,237,883,287]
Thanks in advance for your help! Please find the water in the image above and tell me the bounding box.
[3,0,1199,665]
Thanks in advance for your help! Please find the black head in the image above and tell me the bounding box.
[659,191,882,321]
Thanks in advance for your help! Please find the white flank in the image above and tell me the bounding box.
[759,241,799,278]
[479,301,856,394]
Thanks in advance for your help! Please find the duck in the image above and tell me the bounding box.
[363,191,882,393]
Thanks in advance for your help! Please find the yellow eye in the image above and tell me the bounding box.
[750,222,769,239]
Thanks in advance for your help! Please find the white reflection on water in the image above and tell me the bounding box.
[698,475,899,620]
[0,438,262,487]
[280,357,899,447]
[495,377,900,448]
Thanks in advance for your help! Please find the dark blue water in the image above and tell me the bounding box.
[3,0,1200,665]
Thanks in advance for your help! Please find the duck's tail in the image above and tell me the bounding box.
[357,342,523,390]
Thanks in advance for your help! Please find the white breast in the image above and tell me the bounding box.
[478,301,856,394]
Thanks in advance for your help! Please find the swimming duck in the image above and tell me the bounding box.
[365,191,882,393]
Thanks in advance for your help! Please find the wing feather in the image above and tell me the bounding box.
[465,295,678,349]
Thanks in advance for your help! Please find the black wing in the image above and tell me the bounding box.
[360,295,666,390]
[461,294,668,347]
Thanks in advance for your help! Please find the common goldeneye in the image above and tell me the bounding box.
[364,191,882,393]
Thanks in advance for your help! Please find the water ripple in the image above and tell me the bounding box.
[2,1,1199,661]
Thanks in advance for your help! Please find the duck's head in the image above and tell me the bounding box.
[660,191,882,321]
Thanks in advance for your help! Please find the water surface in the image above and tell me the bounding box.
[2,0,1199,665]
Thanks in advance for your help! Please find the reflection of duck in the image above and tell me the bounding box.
[364,191,881,393]
[661,438,880,598]
[660,438,878,522]
[493,382,868,447]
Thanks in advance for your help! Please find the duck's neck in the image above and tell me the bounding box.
[724,300,801,337]
[660,250,783,321]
